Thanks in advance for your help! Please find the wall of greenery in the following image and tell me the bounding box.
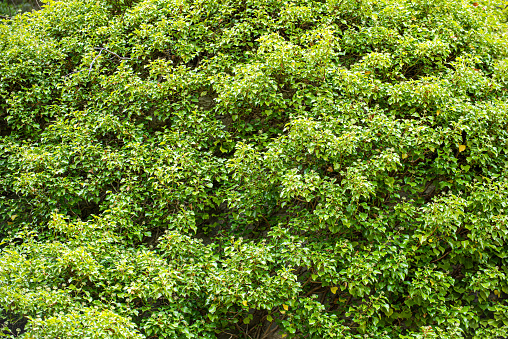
[1,0,508,338]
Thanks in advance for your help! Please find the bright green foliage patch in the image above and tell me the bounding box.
[1,0,508,338]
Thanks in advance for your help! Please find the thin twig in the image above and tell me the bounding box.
[345,294,352,306]
[88,49,103,76]
[260,321,273,339]
[254,324,262,339]
[260,213,270,226]
[430,250,451,263]
[87,48,130,76]
[263,325,281,339]
[300,275,312,289]
[94,47,130,60]
[64,70,84,78]
[319,290,329,304]
[235,323,253,339]
[33,0,42,10]
[304,285,324,297]
[66,47,130,78]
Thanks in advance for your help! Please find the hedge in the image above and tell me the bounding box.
[1,0,508,338]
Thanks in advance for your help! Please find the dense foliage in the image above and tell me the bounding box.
[1,0,508,337]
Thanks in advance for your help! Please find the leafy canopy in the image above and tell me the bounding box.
[1,0,508,338]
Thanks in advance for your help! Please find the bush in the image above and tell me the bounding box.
[1,0,508,338]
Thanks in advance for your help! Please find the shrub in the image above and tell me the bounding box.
[1,0,508,338]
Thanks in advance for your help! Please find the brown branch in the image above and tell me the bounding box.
[304,285,324,297]
[345,294,352,306]
[300,275,312,289]
[235,323,253,339]
[260,321,274,339]
[253,323,262,339]
[261,324,281,339]
[430,249,451,263]
[320,290,329,304]
[260,213,270,226]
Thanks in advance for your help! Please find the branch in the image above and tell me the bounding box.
[86,48,130,76]
[93,47,131,60]
[430,249,451,263]
[88,49,103,76]
[304,285,324,297]
[261,324,280,339]
[235,323,253,339]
